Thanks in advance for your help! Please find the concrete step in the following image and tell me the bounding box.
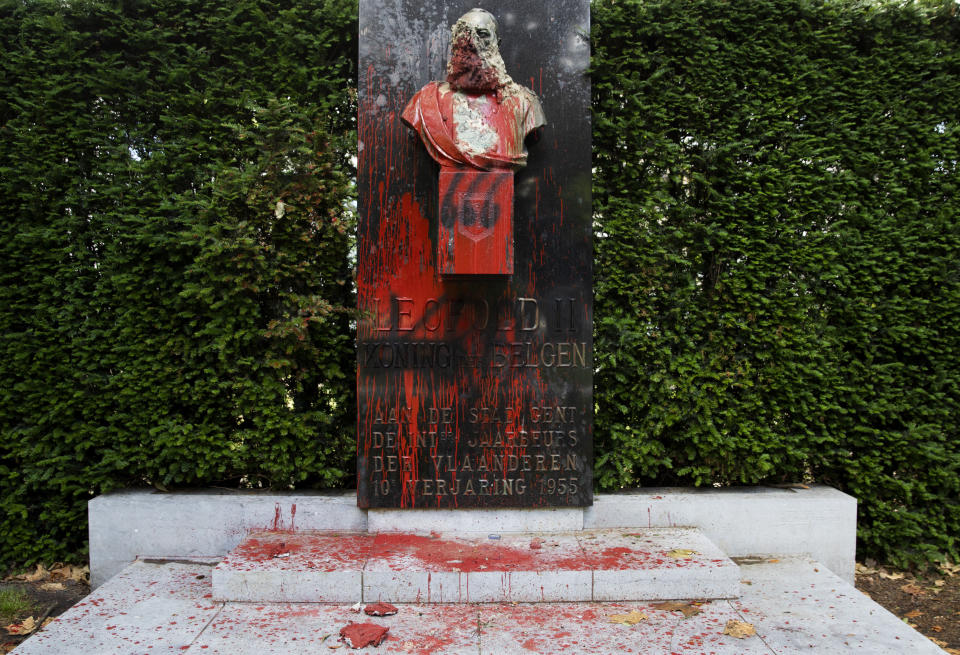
[211,527,741,603]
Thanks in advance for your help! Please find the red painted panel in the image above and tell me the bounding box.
[438,171,513,276]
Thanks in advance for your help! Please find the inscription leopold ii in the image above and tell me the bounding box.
[357,1,592,508]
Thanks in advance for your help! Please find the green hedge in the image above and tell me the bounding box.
[0,0,358,565]
[1,0,957,568]
[593,0,960,565]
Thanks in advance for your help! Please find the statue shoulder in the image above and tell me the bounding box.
[509,84,546,130]
[403,81,447,128]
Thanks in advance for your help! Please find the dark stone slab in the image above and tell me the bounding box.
[357,0,592,508]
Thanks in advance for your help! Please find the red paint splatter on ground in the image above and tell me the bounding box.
[364,602,399,617]
[340,622,389,648]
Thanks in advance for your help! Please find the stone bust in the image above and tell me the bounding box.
[402,8,546,171]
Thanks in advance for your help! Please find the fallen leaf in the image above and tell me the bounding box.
[944,647,960,655]
[900,583,925,597]
[931,625,943,633]
[855,563,877,575]
[940,560,959,577]
[878,569,905,580]
[767,559,780,564]
[608,610,648,625]
[49,565,89,583]
[40,582,65,591]
[742,580,752,585]
[41,618,53,629]
[340,623,389,648]
[2,643,17,654]
[904,610,923,619]
[931,638,948,647]
[364,602,398,617]
[327,644,342,650]
[5,617,38,636]
[723,619,756,639]
[934,579,945,587]
[653,601,701,618]
[666,549,697,559]
[13,565,49,583]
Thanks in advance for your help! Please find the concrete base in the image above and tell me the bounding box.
[211,528,741,603]
[13,558,947,655]
[89,485,856,587]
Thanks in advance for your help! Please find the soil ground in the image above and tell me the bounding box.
[1,560,958,653]
[854,560,960,654]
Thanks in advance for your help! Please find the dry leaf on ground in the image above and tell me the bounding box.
[666,549,697,559]
[904,610,923,618]
[39,582,64,592]
[5,617,38,636]
[8,565,49,583]
[608,610,648,625]
[49,565,88,584]
[856,563,878,575]
[878,569,905,580]
[723,619,756,639]
[900,583,925,597]
[652,601,702,618]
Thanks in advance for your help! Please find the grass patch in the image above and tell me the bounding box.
[0,587,35,623]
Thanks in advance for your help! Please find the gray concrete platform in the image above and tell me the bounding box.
[13,557,946,654]
[89,486,857,587]
[212,528,740,603]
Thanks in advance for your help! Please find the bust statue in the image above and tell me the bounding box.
[402,8,546,171]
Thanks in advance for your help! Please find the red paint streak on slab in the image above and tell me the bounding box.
[220,531,374,570]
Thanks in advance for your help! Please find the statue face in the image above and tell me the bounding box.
[446,9,510,95]
[459,9,498,50]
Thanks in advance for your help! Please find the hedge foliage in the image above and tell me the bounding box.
[0,0,358,565]
[593,0,960,565]
[0,0,957,567]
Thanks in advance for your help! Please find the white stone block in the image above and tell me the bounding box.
[362,569,466,603]
[583,485,856,582]
[213,568,362,604]
[89,489,364,587]
[466,569,593,602]
[367,507,584,533]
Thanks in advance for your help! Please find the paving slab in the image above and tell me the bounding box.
[12,559,223,655]
[188,603,480,654]
[13,557,946,654]
[733,557,947,653]
[477,602,682,654]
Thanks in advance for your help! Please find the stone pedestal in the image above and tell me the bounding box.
[211,528,741,604]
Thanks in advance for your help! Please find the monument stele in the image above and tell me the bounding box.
[357,1,592,509]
